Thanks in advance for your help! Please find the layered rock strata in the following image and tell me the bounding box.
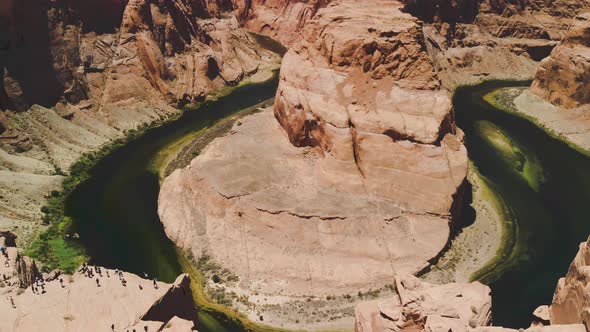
[550,235,590,329]
[354,274,492,332]
[159,0,468,329]
[232,0,332,46]
[531,12,590,108]
[407,0,590,89]
[0,233,198,332]
[0,0,278,246]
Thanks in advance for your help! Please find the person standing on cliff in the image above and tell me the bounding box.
[152,278,157,289]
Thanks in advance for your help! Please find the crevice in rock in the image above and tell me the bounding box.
[255,207,347,221]
[348,119,366,179]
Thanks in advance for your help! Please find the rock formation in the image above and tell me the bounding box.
[232,0,332,46]
[0,232,198,331]
[159,0,469,329]
[496,11,590,152]
[531,12,590,108]
[354,274,492,332]
[407,0,590,89]
[550,235,590,330]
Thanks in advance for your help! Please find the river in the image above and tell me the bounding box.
[63,74,590,330]
[455,81,590,327]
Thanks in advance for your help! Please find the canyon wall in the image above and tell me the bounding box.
[406,0,590,90]
[0,0,278,247]
[232,0,332,46]
[550,235,590,330]
[510,10,590,152]
[531,12,590,108]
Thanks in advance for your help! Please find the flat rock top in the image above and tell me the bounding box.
[159,109,450,298]
[196,110,403,220]
[0,267,184,332]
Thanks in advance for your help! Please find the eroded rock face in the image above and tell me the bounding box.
[233,0,332,46]
[550,235,590,330]
[531,12,590,108]
[354,275,492,332]
[0,0,275,114]
[408,0,590,89]
[274,0,467,215]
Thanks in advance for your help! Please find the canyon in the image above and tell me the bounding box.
[1,0,590,331]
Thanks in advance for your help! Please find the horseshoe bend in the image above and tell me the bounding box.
[1,0,590,331]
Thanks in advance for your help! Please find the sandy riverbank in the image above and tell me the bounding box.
[422,165,504,284]
[487,87,590,154]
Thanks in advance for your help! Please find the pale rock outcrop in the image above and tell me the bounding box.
[531,12,590,108]
[533,305,551,325]
[0,271,198,332]
[354,275,492,332]
[0,232,199,331]
[550,235,590,330]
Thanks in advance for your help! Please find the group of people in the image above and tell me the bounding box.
[80,264,159,291]
[6,261,163,310]
[31,276,46,294]
[1,246,10,268]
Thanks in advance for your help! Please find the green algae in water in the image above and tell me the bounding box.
[455,81,590,328]
[473,120,545,192]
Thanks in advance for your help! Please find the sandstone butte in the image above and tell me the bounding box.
[0,232,199,331]
[1,0,590,331]
[159,1,471,328]
[158,0,590,331]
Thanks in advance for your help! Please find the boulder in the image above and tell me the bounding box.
[354,274,492,332]
[550,235,590,330]
[531,12,590,108]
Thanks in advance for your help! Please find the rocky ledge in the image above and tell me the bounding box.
[353,235,590,332]
[0,232,198,331]
[354,275,492,332]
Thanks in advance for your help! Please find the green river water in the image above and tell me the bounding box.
[455,81,590,327]
[62,72,590,330]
